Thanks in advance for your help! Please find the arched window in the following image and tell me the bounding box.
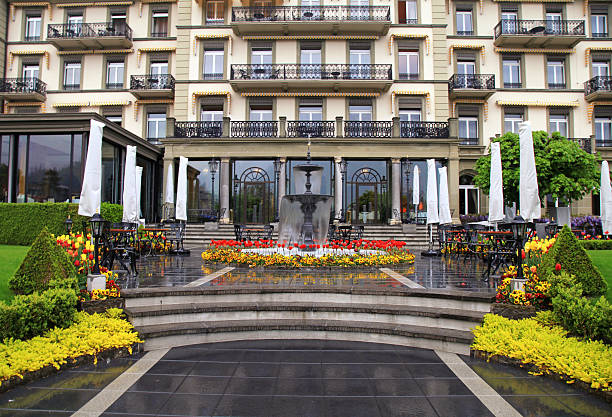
[459,174,479,215]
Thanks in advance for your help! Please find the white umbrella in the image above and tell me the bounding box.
[438,167,452,225]
[601,161,612,236]
[519,121,541,221]
[164,163,174,204]
[122,145,138,223]
[78,120,105,216]
[412,165,420,219]
[176,156,188,221]
[489,142,505,223]
[426,159,439,224]
[136,166,143,223]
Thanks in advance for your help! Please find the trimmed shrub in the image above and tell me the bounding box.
[9,228,77,296]
[540,225,607,297]
[0,202,122,246]
[0,288,77,340]
[581,240,612,250]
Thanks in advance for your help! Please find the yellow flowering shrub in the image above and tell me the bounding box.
[0,309,141,385]
[472,314,612,392]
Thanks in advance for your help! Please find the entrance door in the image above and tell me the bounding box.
[238,167,273,224]
[349,167,386,224]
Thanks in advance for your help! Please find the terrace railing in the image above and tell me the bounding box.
[231,121,278,138]
[400,121,449,138]
[47,22,133,40]
[231,64,392,81]
[494,19,585,39]
[0,77,46,95]
[584,76,612,96]
[130,74,175,90]
[287,121,335,138]
[448,74,495,92]
[568,137,592,153]
[174,121,223,138]
[232,6,390,22]
[344,121,392,138]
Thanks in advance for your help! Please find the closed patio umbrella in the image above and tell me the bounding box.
[601,161,612,236]
[519,121,541,221]
[412,165,420,220]
[176,156,188,221]
[122,145,138,223]
[426,159,439,224]
[136,166,143,224]
[489,141,505,223]
[78,120,105,216]
[438,166,452,225]
[164,163,174,204]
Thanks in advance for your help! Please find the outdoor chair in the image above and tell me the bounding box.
[353,225,364,240]
[234,224,244,241]
[167,222,189,255]
[545,223,560,238]
[103,222,138,276]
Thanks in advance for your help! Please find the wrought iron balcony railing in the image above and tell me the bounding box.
[448,74,495,92]
[503,83,522,88]
[494,19,585,39]
[398,73,419,80]
[47,22,133,40]
[344,121,392,138]
[400,121,449,138]
[548,83,566,89]
[287,121,335,138]
[231,64,392,81]
[585,76,612,96]
[175,121,223,138]
[0,77,46,95]
[130,74,175,90]
[231,121,278,138]
[232,6,390,22]
[568,138,591,153]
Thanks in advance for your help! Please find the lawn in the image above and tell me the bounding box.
[0,245,29,302]
[586,250,612,303]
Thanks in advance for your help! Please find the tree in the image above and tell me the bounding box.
[474,131,600,206]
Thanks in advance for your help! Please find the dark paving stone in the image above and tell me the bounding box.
[360,363,413,379]
[407,363,457,378]
[270,395,325,417]
[224,377,276,395]
[0,387,98,412]
[63,357,142,374]
[277,350,323,363]
[429,396,495,417]
[0,410,72,416]
[275,378,324,396]
[372,378,425,396]
[319,350,362,363]
[188,361,238,377]
[323,378,374,396]
[241,350,282,363]
[175,375,230,395]
[156,393,221,416]
[321,363,366,379]
[277,363,322,379]
[394,349,443,364]
[375,397,439,417]
[234,362,279,378]
[359,350,402,364]
[212,394,276,417]
[105,391,172,414]
[191,349,245,363]
[415,378,473,397]
[326,396,382,417]
[147,360,196,376]
[127,374,186,393]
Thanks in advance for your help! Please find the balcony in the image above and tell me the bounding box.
[448,74,495,99]
[231,121,278,138]
[584,76,612,101]
[47,22,132,50]
[596,139,612,148]
[287,121,335,138]
[129,74,175,99]
[0,78,46,101]
[344,121,392,138]
[400,121,449,138]
[493,19,585,48]
[174,121,223,138]
[230,64,392,92]
[231,6,390,35]
[568,138,592,153]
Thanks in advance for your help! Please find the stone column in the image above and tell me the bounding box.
[219,157,230,223]
[277,157,287,201]
[162,157,174,219]
[334,156,344,220]
[391,158,401,225]
[448,157,460,223]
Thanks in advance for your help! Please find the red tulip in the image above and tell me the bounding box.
[74,260,80,266]
[555,263,561,271]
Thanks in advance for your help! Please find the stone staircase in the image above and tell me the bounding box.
[122,286,492,355]
[184,223,433,250]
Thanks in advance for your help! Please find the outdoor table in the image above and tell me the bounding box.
[478,231,515,281]
[141,227,170,256]
[336,225,352,241]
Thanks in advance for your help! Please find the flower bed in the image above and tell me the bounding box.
[202,240,415,268]
[0,309,141,391]
[472,314,612,397]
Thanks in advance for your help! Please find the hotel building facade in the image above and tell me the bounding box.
[0,0,611,224]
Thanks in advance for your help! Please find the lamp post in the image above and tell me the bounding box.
[511,213,528,289]
[64,215,73,234]
[339,158,347,222]
[208,159,219,219]
[273,158,282,222]
[89,213,105,275]
[381,175,387,222]
[233,174,239,223]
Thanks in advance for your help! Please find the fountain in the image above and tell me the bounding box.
[277,141,333,250]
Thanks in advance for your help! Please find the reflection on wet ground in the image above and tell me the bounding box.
[120,251,496,293]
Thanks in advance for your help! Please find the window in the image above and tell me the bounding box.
[349,99,372,121]
[456,57,476,88]
[595,115,612,144]
[151,10,168,37]
[22,64,39,80]
[547,59,565,88]
[203,48,224,79]
[458,115,478,144]
[25,15,41,41]
[67,13,83,35]
[106,61,124,88]
[593,60,610,77]
[502,57,521,88]
[398,48,419,79]
[350,0,370,20]
[456,8,473,35]
[147,112,166,141]
[200,99,223,121]
[206,0,224,24]
[546,11,563,34]
[591,13,608,37]
[0,136,9,203]
[300,42,321,78]
[500,9,518,34]
[459,174,479,215]
[150,61,168,75]
[299,99,323,121]
[105,115,122,126]
[110,11,127,35]
[63,62,81,90]
[398,0,417,24]
[504,112,523,133]
[249,98,273,121]
[398,98,421,121]
[349,43,371,79]
[549,113,568,137]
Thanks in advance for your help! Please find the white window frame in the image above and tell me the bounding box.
[595,117,612,141]
[503,58,521,87]
[504,113,523,134]
[106,61,124,88]
[398,50,419,79]
[64,62,81,89]
[206,0,225,24]
[593,61,610,77]
[591,14,607,37]
[547,60,565,87]
[147,113,166,140]
[200,110,223,121]
[399,109,421,122]
[549,114,568,137]
[458,116,478,141]
[150,61,168,75]
[203,49,224,78]
[349,105,372,121]
[22,64,39,80]
[459,184,480,215]
[456,10,473,34]
[25,15,41,40]
[152,10,169,36]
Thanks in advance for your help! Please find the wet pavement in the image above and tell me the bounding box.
[0,340,609,416]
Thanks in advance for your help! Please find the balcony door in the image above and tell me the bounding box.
[546,12,562,34]
[22,65,39,80]
[297,99,323,137]
[150,61,168,88]
[110,12,127,35]
[350,0,370,20]
[593,61,610,77]
[501,11,518,34]
[457,59,476,88]
[301,0,321,20]
[595,117,612,145]
[300,43,321,79]
[67,14,83,36]
[251,46,272,79]
[349,43,371,79]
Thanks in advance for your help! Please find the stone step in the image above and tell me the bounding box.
[125,301,485,331]
[134,318,474,354]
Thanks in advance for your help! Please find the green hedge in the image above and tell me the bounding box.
[0,288,77,340]
[0,202,122,246]
[580,240,612,250]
